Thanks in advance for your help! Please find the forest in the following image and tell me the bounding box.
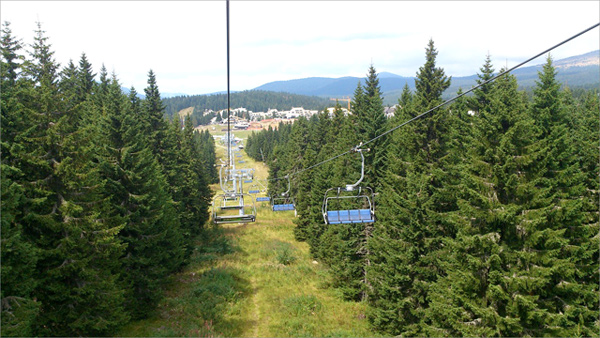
[2,19,599,337]
[162,90,332,122]
[246,40,599,336]
[1,22,218,336]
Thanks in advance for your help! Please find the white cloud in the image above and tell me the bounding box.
[1,1,598,95]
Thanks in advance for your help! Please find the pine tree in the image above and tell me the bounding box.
[97,75,184,319]
[315,112,367,300]
[1,23,40,335]
[76,52,95,102]
[6,23,130,335]
[514,56,596,336]
[142,69,167,157]
[471,52,495,113]
[424,69,532,336]
[1,21,23,86]
[366,39,455,336]
[357,64,387,189]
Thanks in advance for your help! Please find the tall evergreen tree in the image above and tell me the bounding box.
[423,69,533,336]
[97,75,184,319]
[367,39,455,336]
[471,52,495,113]
[76,52,95,103]
[1,23,40,335]
[141,69,167,156]
[1,21,23,86]
[515,56,597,336]
[7,23,130,335]
[357,64,387,189]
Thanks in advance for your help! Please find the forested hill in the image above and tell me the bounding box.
[163,90,332,118]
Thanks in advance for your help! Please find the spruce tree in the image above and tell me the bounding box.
[424,69,532,336]
[1,24,40,335]
[1,21,23,86]
[76,52,95,102]
[357,64,387,189]
[366,39,455,336]
[7,24,130,335]
[516,56,596,336]
[471,52,495,113]
[97,75,184,319]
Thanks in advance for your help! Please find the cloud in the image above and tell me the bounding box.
[1,1,598,95]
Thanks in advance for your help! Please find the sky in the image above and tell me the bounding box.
[1,1,599,96]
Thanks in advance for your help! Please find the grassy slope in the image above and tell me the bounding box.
[117,131,376,337]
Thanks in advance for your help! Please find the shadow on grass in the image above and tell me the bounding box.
[189,266,254,337]
[126,226,256,337]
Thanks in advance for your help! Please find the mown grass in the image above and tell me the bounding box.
[116,131,376,337]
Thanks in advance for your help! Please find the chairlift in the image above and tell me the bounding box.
[322,145,375,224]
[212,192,256,224]
[271,175,297,216]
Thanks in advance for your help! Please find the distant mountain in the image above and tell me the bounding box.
[252,50,599,105]
[254,76,414,98]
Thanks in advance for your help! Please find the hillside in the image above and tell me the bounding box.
[163,51,598,114]
[253,50,599,105]
[163,90,332,118]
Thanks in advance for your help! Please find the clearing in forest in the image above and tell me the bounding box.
[117,134,376,337]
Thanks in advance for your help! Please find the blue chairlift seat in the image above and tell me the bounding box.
[249,190,260,194]
[244,179,253,183]
[326,209,373,224]
[273,204,295,211]
[322,186,375,225]
[256,197,270,202]
[238,160,245,163]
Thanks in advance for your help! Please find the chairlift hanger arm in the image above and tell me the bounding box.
[346,144,370,191]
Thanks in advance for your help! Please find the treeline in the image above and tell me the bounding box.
[1,22,217,336]
[246,39,599,336]
[163,90,332,120]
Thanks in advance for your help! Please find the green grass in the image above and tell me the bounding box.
[116,137,377,338]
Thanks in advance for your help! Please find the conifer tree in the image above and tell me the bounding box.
[7,24,130,335]
[315,112,368,300]
[142,69,167,156]
[1,23,41,335]
[423,69,532,336]
[514,56,596,336]
[366,39,455,335]
[471,53,495,112]
[396,83,413,120]
[294,109,333,242]
[97,75,184,319]
[1,21,23,86]
[357,64,387,189]
[196,129,219,184]
[76,52,95,102]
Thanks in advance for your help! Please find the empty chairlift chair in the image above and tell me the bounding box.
[271,175,297,216]
[322,145,375,225]
[212,192,257,224]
